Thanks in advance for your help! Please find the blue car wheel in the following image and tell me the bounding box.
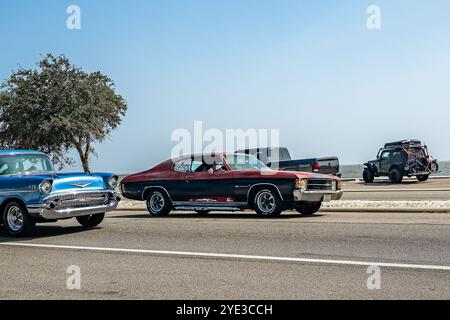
[2,202,36,237]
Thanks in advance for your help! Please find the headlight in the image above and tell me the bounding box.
[39,180,53,194]
[108,176,118,189]
[295,179,308,191]
[331,180,337,191]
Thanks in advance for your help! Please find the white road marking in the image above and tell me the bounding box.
[1,242,450,271]
[345,188,450,193]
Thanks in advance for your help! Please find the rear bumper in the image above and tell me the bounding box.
[293,189,343,203]
[27,192,120,220]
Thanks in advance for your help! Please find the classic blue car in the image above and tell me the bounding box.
[0,150,120,236]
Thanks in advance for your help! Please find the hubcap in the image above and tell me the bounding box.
[149,192,165,212]
[256,191,276,214]
[6,206,24,232]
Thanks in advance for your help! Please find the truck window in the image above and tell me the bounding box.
[281,148,291,161]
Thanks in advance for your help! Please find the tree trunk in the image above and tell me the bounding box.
[74,142,91,173]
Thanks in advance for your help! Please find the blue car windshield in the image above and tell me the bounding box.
[0,154,54,176]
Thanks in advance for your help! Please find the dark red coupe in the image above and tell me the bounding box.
[121,153,343,217]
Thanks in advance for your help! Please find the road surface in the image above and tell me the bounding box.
[0,209,449,300]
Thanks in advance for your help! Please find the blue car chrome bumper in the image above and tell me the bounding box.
[27,190,120,220]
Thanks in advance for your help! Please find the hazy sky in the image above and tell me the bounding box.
[1,0,449,173]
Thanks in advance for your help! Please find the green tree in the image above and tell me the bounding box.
[0,54,127,172]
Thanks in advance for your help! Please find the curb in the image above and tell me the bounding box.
[320,207,450,213]
[115,206,450,214]
[342,176,450,182]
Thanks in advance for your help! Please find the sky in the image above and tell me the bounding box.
[1,0,450,173]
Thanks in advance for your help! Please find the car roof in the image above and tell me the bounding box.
[0,150,46,156]
[172,152,254,162]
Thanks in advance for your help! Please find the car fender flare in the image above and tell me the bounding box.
[142,186,173,203]
[0,196,28,215]
[247,183,284,204]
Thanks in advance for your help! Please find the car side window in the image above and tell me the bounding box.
[381,151,391,160]
[0,163,8,175]
[191,160,203,172]
[173,159,192,173]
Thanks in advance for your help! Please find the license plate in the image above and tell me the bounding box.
[323,194,332,202]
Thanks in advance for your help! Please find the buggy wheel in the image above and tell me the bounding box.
[363,169,375,183]
[389,168,403,183]
[417,175,429,182]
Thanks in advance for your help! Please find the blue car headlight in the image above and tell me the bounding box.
[108,176,118,189]
[39,180,53,194]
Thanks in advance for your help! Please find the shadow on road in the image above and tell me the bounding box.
[0,224,100,242]
[110,212,323,220]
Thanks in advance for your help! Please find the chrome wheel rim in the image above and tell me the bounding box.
[149,192,165,213]
[256,191,276,215]
[7,206,24,232]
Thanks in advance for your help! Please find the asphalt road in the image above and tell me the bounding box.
[342,177,450,201]
[0,209,449,300]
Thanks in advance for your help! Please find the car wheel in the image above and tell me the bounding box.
[430,162,439,173]
[2,202,36,237]
[295,202,322,216]
[76,213,105,228]
[417,175,429,182]
[363,169,375,183]
[389,168,403,183]
[253,189,283,217]
[146,190,172,216]
[196,210,210,216]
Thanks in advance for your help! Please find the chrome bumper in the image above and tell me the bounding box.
[293,189,343,203]
[27,192,120,220]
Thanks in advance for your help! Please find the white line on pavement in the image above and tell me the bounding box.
[345,188,450,193]
[1,242,450,271]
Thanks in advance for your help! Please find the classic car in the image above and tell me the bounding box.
[121,153,343,217]
[0,150,120,236]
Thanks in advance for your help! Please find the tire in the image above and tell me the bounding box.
[253,189,283,217]
[2,202,36,237]
[430,162,439,173]
[417,175,429,182]
[76,213,105,228]
[295,202,322,216]
[363,169,375,183]
[389,168,403,183]
[196,210,210,216]
[146,190,172,216]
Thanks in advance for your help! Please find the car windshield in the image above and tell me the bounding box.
[0,154,55,176]
[225,154,271,171]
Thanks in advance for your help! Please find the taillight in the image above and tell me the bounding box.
[312,162,320,172]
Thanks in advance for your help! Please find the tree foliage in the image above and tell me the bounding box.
[0,54,127,172]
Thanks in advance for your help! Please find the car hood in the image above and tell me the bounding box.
[231,170,338,180]
[31,173,107,193]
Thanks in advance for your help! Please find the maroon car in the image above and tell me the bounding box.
[120,153,343,217]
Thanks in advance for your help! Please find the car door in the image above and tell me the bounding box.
[184,157,236,204]
[379,151,392,173]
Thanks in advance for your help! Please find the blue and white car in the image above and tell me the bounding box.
[0,150,120,236]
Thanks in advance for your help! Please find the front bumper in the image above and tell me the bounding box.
[293,189,343,203]
[27,191,120,220]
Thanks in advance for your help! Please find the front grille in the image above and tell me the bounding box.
[47,191,112,209]
[307,179,334,191]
